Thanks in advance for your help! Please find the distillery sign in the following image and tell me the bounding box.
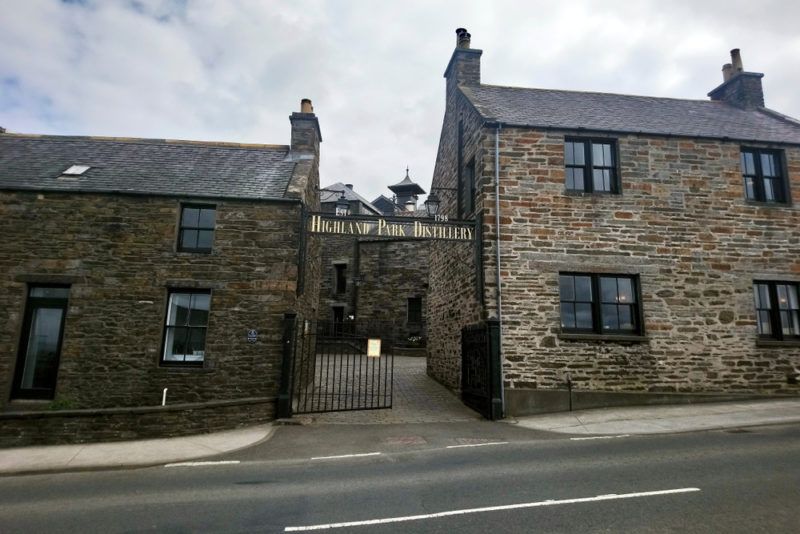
[307,214,474,242]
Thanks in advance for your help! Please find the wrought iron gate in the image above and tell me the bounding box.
[278,314,394,416]
[461,319,503,420]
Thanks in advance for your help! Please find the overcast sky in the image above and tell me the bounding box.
[2,0,799,203]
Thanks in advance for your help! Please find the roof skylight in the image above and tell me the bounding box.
[62,165,91,176]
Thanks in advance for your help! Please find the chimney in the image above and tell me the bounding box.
[345,183,353,189]
[456,28,471,49]
[708,49,765,110]
[444,27,482,87]
[722,63,733,82]
[290,98,322,155]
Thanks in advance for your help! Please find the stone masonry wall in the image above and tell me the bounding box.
[356,239,429,343]
[427,83,486,390]
[0,191,306,412]
[488,128,800,396]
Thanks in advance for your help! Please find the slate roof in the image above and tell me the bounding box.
[0,135,297,200]
[320,182,382,215]
[460,84,800,144]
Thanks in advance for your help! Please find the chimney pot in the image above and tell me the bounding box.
[722,63,733,82]
[456,27,471,49]
[300,98,313,113]
[730,49,743,73]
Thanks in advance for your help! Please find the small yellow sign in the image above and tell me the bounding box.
[367,338,381,358]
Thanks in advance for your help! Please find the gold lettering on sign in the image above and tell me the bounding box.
[309,215,474,241]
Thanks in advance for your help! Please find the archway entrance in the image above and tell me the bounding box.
[277,210,494,420]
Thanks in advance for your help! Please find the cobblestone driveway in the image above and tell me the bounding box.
[311,356,481,424]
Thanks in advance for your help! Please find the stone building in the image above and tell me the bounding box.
[317,178,430,344]
[0,100,322,446]
[428,29,800,415]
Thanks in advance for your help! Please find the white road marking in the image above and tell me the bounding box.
[570,434,631,441]
[283,487,701,531]
[445,441,509,449]
[310,452,382,460]
[164,460,240,468]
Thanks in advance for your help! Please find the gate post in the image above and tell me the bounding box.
[277,313,297,419]
[486,319,503,420]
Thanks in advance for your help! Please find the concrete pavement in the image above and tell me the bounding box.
[0,424,273,476]
[2,397,799,476]
[508,398,800,435]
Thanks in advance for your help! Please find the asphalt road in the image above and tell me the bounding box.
[0,423,798,533]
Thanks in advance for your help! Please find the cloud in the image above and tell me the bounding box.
[1,0,799,203]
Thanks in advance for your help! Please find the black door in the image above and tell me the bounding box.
[12,286,70,400]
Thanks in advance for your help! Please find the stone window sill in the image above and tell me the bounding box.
[158,363,216,373]
[563,190,621,198]
[744,199,793,209]
[756,339,800,348]
[558,333,648,344]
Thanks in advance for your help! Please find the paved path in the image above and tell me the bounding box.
[509,398,800,435]
[311,356,481,424]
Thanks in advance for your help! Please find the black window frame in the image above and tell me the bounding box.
[753,280,800,341]
[178,204,216,253]
[740,147,789,204]
[160,289,211,367]
[564,137,620,194]
[11,285,70,400]
[559,273,643,336]
[407,297,423,324]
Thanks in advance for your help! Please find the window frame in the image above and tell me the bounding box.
[559,273,643,336]
[11,285,70,400]
[752,280,800,342]
[740,147,789,204]
[564,137,620,194]
[178,204,216,253]
[160,289,212,367]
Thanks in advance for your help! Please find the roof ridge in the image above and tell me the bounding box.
[473,83,719,105]
[756,107,800,129]
[0,133,288,151]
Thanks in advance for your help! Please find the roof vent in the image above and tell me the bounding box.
[61,165,91,176]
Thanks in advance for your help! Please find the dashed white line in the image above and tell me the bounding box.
[283,487,701,531]
[164,460,240,468]
[570,434,631,441]
[310,452,382,460]
[445,441,509,449]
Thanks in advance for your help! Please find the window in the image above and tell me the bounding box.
[12,286,70,399]
[740,148,787,203]
[460,157,477,217]
[753,281,800,341]
[564,139,618,193]
[179,205,216,252]
[559,273,641,335]
[334,264,347,294]
[162,290,211,366]
[407,297,423,324]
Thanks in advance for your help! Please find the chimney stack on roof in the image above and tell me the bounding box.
[444,27,482,86]
[708,48,764,110]
[345,183,353,189]
[290,98,322,155]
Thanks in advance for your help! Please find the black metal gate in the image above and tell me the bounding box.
[278,314,394,416]
[461,319,503,420]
